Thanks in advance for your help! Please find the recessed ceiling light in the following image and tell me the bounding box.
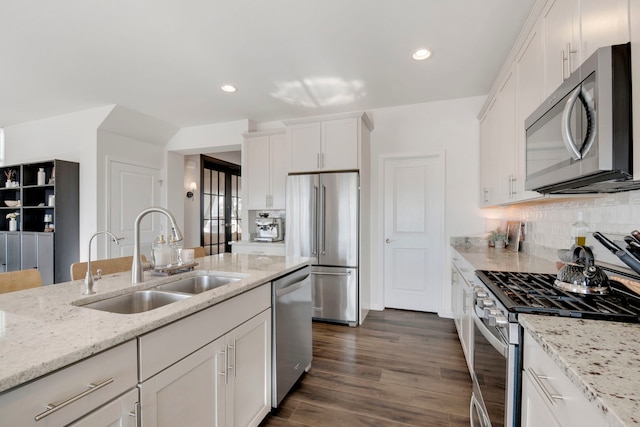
[412,49,432,61]
[221,84,237,93]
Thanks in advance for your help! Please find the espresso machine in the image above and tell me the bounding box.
[255,215,284,242]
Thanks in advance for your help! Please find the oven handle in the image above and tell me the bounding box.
[473,313,508,358]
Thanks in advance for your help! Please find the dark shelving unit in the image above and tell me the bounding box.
[0,160,79,284]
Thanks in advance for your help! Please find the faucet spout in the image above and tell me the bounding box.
[83,231,121,295]
[132,207,183,284]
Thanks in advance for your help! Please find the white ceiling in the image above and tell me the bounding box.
[0,0,536,128]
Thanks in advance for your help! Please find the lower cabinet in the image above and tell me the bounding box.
[521,330,608,427]
[451,250,475,372]
[138,284,272,427]
[0,340,138,427]
[21,232,54,285]
[0,231,21,273]
[69,388,139,427]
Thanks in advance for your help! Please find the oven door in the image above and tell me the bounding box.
[472,312,509,427]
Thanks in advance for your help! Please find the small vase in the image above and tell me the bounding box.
[5,181,12,188]
[9,219,17,231]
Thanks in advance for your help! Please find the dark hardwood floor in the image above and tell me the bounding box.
[262,309,472,427]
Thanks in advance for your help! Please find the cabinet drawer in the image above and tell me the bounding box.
[138,283,270,381]
[231,244,285,256]
[0,340,137,427]
[523,331,608,427]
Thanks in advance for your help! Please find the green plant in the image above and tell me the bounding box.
[488,227,508,244]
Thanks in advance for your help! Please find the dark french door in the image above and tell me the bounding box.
[200,156,241,255]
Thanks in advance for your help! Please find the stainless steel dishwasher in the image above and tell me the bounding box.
[272,265,312,408]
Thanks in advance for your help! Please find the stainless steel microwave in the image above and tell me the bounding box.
[524,43,638,194]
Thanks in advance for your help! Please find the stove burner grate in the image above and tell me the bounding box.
[475,270,640,322]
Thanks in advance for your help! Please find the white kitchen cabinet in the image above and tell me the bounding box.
[514,19,545,203]
[243,130,289,210]
[495,65,517,204]
[479,100,497,206]
[138,284,271,427]
[69,388,139,427]
[542,0,629,97]
[451,251,474,372]
[0,340,137,427]
[521,330,608,427]
[285,112,372,173]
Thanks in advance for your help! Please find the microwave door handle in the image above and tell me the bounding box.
[578,86,598,158]
[561,85,584,160]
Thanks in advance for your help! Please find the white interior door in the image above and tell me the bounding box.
[383,155,443,312]
[108,160,162,258]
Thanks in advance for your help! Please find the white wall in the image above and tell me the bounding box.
[183,154,201,248]
[4,106,113,260]
[367,97,487,315]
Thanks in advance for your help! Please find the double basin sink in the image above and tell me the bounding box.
[79,274,242,314]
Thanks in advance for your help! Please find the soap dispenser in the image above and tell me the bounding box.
[152,234,171,268]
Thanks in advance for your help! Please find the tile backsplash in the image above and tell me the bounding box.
[488,190,640,262]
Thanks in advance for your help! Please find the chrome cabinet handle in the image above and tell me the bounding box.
[128,402,141,427]
[528,367,564,404]
[219,349,228,384]
[34,378,114,421]
[228,341,236,378]
[310,271,351,277]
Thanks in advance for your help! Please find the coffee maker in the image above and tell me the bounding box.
[255,216,284,242]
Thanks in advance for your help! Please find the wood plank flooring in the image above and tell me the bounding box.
[261,309,472,427]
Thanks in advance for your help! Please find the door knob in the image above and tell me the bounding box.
[386,238,393,243]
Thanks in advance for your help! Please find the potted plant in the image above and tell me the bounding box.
[4,169,15,187]
[6,212,19,231]
[488,227,509,248]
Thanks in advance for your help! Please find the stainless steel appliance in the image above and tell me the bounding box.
[470,269,640,426]
[524,43,637,194]
[286,172,359,326]
[255,217,284,242]
[272,265,312,408]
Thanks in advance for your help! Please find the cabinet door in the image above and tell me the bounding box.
[140,337,226,427]
[69,388,138,427]
[21,232,37,270]
[542,0,578,96]
[0,233,6,273]
[322,118,358,171]
[6,232,21,272]
[289,122,322,173]
[580,0,629,60]
[515,23,545,203]
[226,309,271,427]
[521,372,562,427]
[495,67,517,203]
[245,136,272,210]
[37,233,54,285]
[269,133,289,210]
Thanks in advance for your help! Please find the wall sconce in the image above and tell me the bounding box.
[186,182,197,200]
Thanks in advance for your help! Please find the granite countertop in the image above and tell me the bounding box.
[0,253,310,393]
[452,244,640,427]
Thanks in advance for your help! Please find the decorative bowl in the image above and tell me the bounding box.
[4,200,20,207]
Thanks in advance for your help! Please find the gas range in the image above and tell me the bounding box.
[475,270,640,323]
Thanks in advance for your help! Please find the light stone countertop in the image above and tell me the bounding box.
[0,253,310,394]
[519,315,640,427]
[452,244,640,427]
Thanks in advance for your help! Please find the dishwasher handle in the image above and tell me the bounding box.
[275,275,310,297]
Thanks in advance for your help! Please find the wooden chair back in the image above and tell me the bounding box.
[70,255,147,281]
[191,247,207,258]
[0,269,42,294]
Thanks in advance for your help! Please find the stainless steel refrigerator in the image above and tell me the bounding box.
[286,171,358,326]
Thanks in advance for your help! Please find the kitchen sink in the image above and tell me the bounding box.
[80,290,192,314]
[154,275,241,294]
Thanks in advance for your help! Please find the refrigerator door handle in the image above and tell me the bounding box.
[312,185,319,256]
[321,185,327,255]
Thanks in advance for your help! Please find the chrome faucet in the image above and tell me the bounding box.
[83,231,121,295]
[132,207,183,283]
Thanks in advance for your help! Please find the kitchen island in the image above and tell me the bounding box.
[0,253,310,426]
[452,243,640,427]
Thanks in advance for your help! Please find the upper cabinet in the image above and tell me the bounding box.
[285,112,373,174]
[478,0,629,207]
[243,130,289,210]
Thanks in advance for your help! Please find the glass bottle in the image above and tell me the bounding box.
[571,212,589,247]
[153,234,171,268]
[169,236,182,265]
